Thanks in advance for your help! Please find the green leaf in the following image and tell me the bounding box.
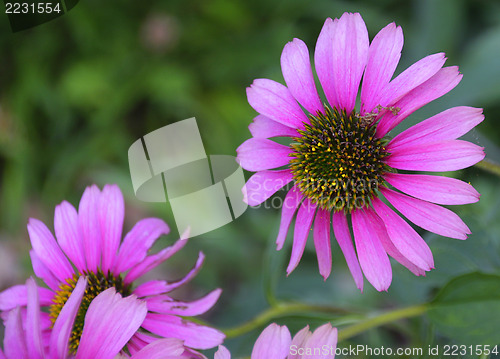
[428,272,500,345]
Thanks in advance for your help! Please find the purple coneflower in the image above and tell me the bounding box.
[238,12,485,291]
[215,322,338,359]
[0,184,224,355]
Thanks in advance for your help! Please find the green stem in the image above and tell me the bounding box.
[338,303,428,341]
[474,159,500,177]
[223,302,350,339]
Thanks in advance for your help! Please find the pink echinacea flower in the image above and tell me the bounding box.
[237,12,485,291]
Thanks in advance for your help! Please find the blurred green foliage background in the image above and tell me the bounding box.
[0,0,500,357]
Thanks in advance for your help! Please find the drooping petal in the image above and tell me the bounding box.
[388,106,484,149]
[248,115,299,139]
[78,185,102,272]
[236,138,293,171]
[50,277,86,359]
[303,323,338,358]
[377,66,463,137]
[130,339,185,359]
[381,188,471,240]
[27,218,73,282]
[315,17,339,109]
[276,186,303,250]
[331,12,369,114]
[54,200,86,272]
[141,314,225,350]
[0,285,54,311]
[287,199,317,275]
[99,184,125,274]
[145,289,221,316]
[360,22,403,114]
[113,218,170,274]
[4,307,28,359]
[243,170,294,206]
[384,173,480,205]
[331,212,363,291]
[351,209,392,291]
[77,289,147,359]
[281,38,324,114]
[26,278,44,359]
[30,250,59,292]
[247,79,309,129]
[215,345,231,359]
[313,208,332,280]
[251,324,291,359]
[372,198,434,271]
[385,140,485,172]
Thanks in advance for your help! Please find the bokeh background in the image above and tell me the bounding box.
[1,0,500,357]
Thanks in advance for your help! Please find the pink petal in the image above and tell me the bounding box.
[360,22,403,114]
[372,198,434,271]
[156,252,205,293]
[130,339,185,359]
[4,307,28,358]
[331,12,369,114]
[385,173,480,205]
[78,185,102,272]
[243,170,294,206]
[30,250,59,292]
[331,212,363,291]
[281,38,324,114]
[0,284,54,311]
[289,326,311,359]
[251,323,291,359]
[133,280,170,298]
[145,289,221,316]
[377,66,462,137]
[26,278,44,359]
[379,52,446,107]
[54,200,86,272]
[315,17,339,109]
[351,209,392,291]
[236,138,293,171]
[27,218,73,282]
[381,188,471,240]
[388,106,484,149]
[276,186,303,250]
[77,289,147,359]
[141,314,225,350]
[114,218,170,274]
[313,208,332,280]
[249,115,299,139]
[50,276,86,359]
[247,79,309,129]
[385,140,485,172]
[287,199,317,275]
[99,184,125,274]
[215,345,231,359]
[304,323,338,358]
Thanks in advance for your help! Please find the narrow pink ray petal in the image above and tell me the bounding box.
[385,173,480,205]
[54,200,86,272]
[26,278,44,359]
[287,199,317,275]
[78,185,102,272]
[276,186,303,250]
[247,79,308,129]
[130,339,185,359]
[281,38,324,114]
[377,66,462,137]
[30,250,59,292]
[4,307,28,358]
[313,208,332,280]
[304,323,338,357]
[289,326,311,359]
[158,252,204,293]
[388,106,484,149]
[372,198,434,270]
[141,314,225,350]
[133,280,170,298]
[249,115,299,139]
[236,138,293,172]
[215,345,231,359]
[0,285,54,311]
[145,289,221,316]
[50,276,86,359]
[250,323,291,359]
[99,184,125,274]
[381,188,471,240]
[386,140,485,172]
[243,170,294,206]
[351,209,392,291]
[331,12,369,114]
[332,212,364,291]
[113,218,170,274]
[315,17,339,109]
[27,218,73,282]
[360,22,403,114]
[77,289,147,359]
